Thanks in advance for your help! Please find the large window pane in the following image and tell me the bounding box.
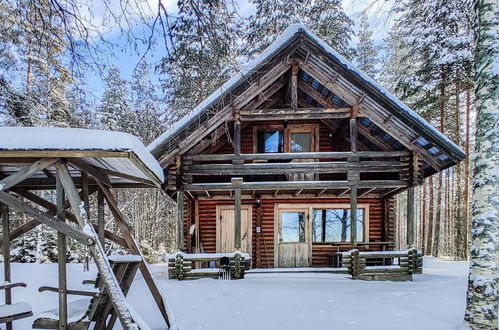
[281,212,305,242]
[257,130,283,153]
[290,132,311,152]
[312,208,365,242]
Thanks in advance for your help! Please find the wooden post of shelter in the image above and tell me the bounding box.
[97,189,105,247]
[232,177,243,250]
[56,173,68,329]
[2,202,12,330]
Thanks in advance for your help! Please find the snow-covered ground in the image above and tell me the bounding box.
[0,257,469,330]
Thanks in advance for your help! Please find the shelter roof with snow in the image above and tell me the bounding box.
[0,127,164,188]
[149,25,465,268]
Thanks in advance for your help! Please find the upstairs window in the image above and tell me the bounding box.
[290,132,312,152]
[257,130,283,153]
[255,124,317,153]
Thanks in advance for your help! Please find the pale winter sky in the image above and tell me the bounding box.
[84,0,396,97]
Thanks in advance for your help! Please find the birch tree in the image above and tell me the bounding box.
[465,0,499,328]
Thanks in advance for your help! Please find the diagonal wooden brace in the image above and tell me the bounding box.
[0,190,94,245]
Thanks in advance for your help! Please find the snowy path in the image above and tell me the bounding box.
[0,257,468,330]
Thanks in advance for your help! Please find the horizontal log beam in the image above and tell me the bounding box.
[184,161,407,176]
[239,107,351,121]
[184,180,407,191]
[184,151,410,162]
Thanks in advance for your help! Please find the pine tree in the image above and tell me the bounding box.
[0,0,74,127]
[355,14,379,78]
[98,65,134,132]
[159,0,241,122]
[465,0,499,327]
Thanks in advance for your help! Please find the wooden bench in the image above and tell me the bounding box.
[0,282,32,325]
[33,254,141,329]
[168,252,251,280]
[340,249,423,281]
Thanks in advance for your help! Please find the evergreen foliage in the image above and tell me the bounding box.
[245,0,353,60]
[159,0,242,122]
[355,14,379,79]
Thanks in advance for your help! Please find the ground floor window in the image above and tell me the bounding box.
[312,208,366,243]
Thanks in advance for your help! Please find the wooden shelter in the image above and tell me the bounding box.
[0,127,171,329]
[150,25,465,269]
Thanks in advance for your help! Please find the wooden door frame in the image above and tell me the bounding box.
[274,203,312,267]
[216,204,253,254]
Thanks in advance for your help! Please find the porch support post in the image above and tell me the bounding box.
[56,174,68,329]
[234,111,241,158]
[406,186,415,247]
[2,202,12,330]
[291,63,299,109]
[349,117,359,247]
[232,177,243,250]
[349,178,359,247]
[407,152,419,247]
[177,191,184,251]
[176,156,184,251]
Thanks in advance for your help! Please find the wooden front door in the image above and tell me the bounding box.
[216,205,253,254]
[275,204,311,267]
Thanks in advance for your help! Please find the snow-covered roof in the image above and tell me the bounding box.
[0,127,164,184]
[149,24,465,164]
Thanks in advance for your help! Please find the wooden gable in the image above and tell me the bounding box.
[149,25,465,178]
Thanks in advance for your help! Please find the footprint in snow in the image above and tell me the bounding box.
[222,289,232,296]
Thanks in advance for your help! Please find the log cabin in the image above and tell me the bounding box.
[148,24,465,269]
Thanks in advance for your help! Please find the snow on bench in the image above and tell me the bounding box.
[169,252,251,260]
[107,254,142,263]
[36,299,90,323]
[0,302,32,319]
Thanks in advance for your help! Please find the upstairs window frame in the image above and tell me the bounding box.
[253,124,319,154]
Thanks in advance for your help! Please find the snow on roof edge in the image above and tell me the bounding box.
[297,27,465,160]
[0,127,165,182]
[149,24,465,161]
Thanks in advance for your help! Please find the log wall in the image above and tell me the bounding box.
[191,197,392,268]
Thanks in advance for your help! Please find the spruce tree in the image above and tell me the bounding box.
[131,61,164,144]
[98,65,134,132]
[355,14,379,78]
[307,0,354,59]
[245,0,306,58]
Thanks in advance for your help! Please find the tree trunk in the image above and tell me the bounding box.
[465,0,498,327]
